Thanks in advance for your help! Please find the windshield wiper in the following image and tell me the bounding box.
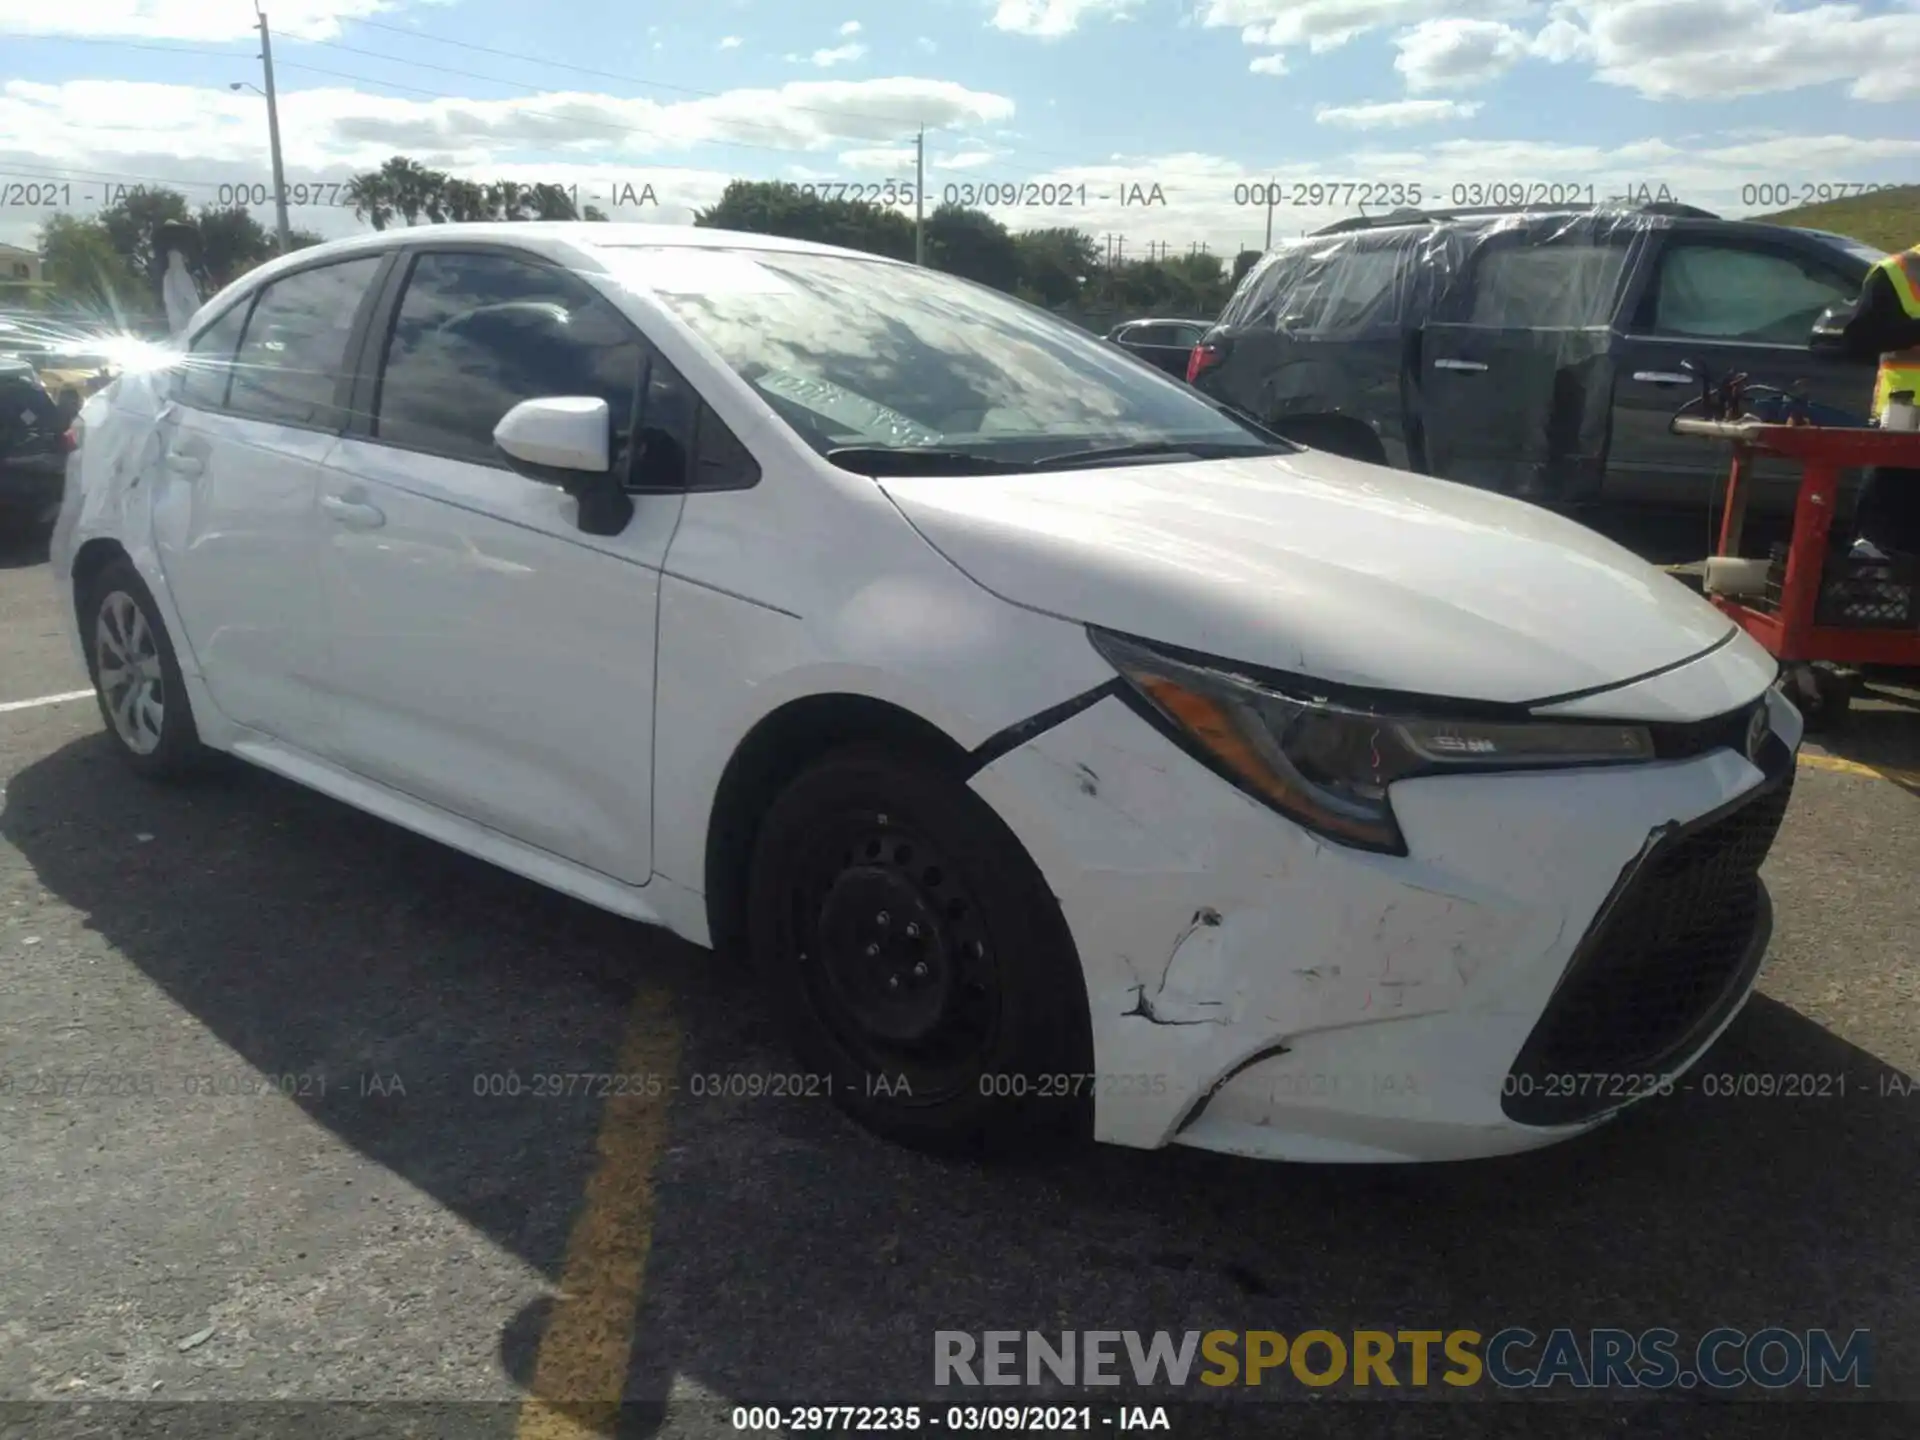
[825,438,1287,478]
[824,446,1031,476]
[1023,439,1285,471]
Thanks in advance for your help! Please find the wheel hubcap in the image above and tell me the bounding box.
[788,821,999,1101]
[95,591,165,756]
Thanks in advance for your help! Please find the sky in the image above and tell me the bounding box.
[1,0,1918,256]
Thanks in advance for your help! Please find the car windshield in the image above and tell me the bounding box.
[599,245,1273,467]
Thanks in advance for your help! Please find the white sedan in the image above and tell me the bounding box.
[53,223,1802,1164]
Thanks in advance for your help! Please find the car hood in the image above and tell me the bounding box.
[878,450,1736,706]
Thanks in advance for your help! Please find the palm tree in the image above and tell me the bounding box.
[345,172,394,231]
[528,183,580,221]
[443,178,491,223]
[487,181,533,222]
[379,157,445,226]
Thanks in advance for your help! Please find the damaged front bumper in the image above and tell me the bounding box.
[968,680,1802,1163]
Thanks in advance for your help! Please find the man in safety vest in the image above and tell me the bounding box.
[1813,241,1920,561]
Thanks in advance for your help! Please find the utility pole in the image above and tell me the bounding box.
[257,9,293,253]
[1264,181,1276,251]
[913,127,925,266]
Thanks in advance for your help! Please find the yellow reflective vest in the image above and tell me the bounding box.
[1871,244,1920,419]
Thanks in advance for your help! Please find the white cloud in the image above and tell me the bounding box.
[1394,18,1530,89]
[916,36,939,52]
[989,0,1136,38]
[788,42,869,66]
[0,0,399,41]
[0,77,1016,173]
[1316,98,1483,127]
[840,20,863,34]
[1248,53,1288,74]
[718,35,743,49]
[793,42,868,66]
[1199,0,1529,54]
[1541,0,1920,101]
[1529,15,1591,62]
[1197,0,1920,99]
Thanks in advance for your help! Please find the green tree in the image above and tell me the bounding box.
[193,204,275,288]
[923,203,1020,293]
[345,156,448,229]
[342,158,590,227]
[442,178,491,222]
[1231,248,1264,288]
[37,212,148,318]
[345,169,395,230]
[526,182,580,221]
[487,179,533,222]
[694,180,915,261]
[1010,227,1100,308]
[98,185,192,286]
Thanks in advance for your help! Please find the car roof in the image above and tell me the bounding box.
[223,221,909,300]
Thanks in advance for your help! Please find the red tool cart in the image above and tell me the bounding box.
[1672,417,1920,727]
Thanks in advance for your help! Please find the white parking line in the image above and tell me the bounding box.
[0,689,95,715]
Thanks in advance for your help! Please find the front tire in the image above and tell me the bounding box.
[746,746,1094,1157]
[81,558,210,779]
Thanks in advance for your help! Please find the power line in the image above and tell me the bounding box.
[340,19,1275,180]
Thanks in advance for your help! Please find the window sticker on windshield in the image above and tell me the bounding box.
[756,369,943,447]
[620,248,798,297]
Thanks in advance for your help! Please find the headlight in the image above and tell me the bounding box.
[1089,629,1655,854]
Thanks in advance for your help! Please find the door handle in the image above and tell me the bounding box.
[1433,358,1488,373]
[320,494,386,529]
[1632,371,1695,385]
[165,451,204,478]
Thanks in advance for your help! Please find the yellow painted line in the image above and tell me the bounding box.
[1798,751,1920,788]
[516,985,682,1440]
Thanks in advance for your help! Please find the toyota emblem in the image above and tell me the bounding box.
[1745,703,1769,762]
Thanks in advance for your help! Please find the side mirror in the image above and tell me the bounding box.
[494,396,632,537]
[1808,304,1850,354]
[495,396,610,476]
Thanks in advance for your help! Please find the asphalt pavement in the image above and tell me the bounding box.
[2,519,1918,1440]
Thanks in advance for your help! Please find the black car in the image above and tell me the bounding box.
[0,355,71,528]
[1188,202,1885,517]
[1107,317,1212,378]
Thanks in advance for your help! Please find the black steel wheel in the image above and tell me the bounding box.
[747,745,1093,1155]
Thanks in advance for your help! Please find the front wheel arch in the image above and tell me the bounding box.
[703,693,976,962]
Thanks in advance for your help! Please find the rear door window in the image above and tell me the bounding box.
[226,257,383,428]
[1644,242,1859,345]
[1467,243,1632,328]
[1287,247,1405,332]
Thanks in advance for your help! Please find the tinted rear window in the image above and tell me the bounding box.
[1467,244,1632,328]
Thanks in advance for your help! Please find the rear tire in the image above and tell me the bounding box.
[80,558,211,780]
[746,745,1094,1157]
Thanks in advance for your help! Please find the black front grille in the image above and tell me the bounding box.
[1503,757,1795,1126]
[1645,697,1765,762]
